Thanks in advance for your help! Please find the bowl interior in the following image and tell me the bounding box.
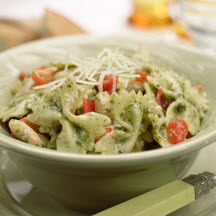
[0,35,216,164]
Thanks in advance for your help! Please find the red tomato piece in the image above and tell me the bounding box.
[83,99,95,113]
[31,66,55,86]
[97,75,118,95]
[193,84,204,91]
[31,71,48,85]
[19,73,28,80]
[94,137,101,143]
[168,118,188,144]
[38,65,47,70]
[20,117,40,133]
[156,88,169,114]
[36,66,55,77]
[11,133,17,139]
[95,125,115,143]
[135,72,150,82]
[104,125,115,133]
[186,132,193,139]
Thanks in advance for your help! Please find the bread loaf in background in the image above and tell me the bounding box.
[43,9,86,37]
[0,19,41,49]
[0,9,86,51]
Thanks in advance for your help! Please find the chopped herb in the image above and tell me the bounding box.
[105,107,111,112]
[82,133,88,141]
[76,139,82,146]
[114,125,122,130]
[175,103,186,113]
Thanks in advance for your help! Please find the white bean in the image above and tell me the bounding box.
[9,119,42,147]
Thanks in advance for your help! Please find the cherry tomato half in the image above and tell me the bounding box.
[95,125,115,143]
[97,75,118,95]
[135,72,150,82]
[104,125,115,133]
[83,99,95,113]
[31,71,48,85]
[31,66,55,86]
[19,73,28,80]
[193,84,204,91]
[168,118,188,144]
[156,88,169,114]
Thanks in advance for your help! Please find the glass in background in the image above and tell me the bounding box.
[129,0,194,43]
[180,0,216,52]
[130,0,172,27]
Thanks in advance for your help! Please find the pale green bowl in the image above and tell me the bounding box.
[0,35,216,214]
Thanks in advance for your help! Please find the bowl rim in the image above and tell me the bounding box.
[0,34,216,167]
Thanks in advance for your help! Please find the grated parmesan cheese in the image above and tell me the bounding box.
[32,48,146,92]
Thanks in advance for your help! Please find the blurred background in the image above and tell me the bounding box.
[0,0,215,53]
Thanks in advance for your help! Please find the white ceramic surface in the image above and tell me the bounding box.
[0,141,216,216]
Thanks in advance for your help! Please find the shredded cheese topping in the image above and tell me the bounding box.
[32,48,143,92]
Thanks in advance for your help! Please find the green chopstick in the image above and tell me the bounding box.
[93,172,216,216]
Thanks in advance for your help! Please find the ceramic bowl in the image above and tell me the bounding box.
[0,35,216,214]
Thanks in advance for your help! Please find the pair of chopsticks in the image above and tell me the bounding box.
[93,172,216,216]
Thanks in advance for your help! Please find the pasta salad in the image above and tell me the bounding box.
[0,48,209,154]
